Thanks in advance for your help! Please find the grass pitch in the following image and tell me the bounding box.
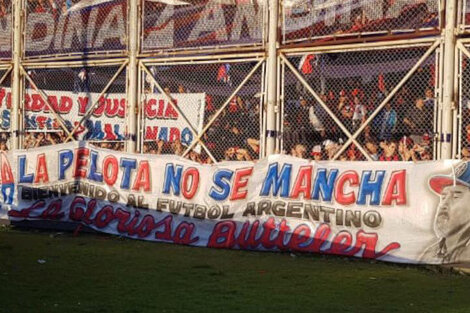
[0,226,470,313]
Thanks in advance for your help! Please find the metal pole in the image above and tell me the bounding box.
[126,0,139,153]
[11,0,23,150]
[441,0,458,159]
[265,0,278,156]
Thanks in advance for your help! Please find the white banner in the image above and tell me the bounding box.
[0,87,205,143]
[2,142,469,265]
[142,93,205,147]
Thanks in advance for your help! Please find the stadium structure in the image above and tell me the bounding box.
[0,0,467,162]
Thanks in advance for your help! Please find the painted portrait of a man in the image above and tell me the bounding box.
[421,162,470,264]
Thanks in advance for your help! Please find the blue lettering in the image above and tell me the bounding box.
[357,171,385,205]
[18,155,34,183]
[120,158,136,189]
[260,163,292,197]
[87,150,103,182]
[209,169,233,201]
[58,149,74,180]
[312,169,338,202]
[163,164,182,195]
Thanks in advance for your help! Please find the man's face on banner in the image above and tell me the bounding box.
[434,185,470,238]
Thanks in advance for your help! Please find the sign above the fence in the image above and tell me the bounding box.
[283,0,439,43]
[2,142,469,265]
[142,1,265,51]
[25,0,127,57]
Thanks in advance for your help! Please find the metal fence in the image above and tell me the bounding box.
[458,42,470,159]
[0,1,467,163]
[280,41,440,161]
[20,60,128,151]
[0,0,11,61]
[139,56,266,163]
[0,65,11,151]
[282,0,440,44]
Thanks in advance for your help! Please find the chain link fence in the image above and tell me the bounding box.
[458,46,470,159]
[21,62,128,151]
[140,58,265,163]
[283,0,439,45]
[0,0,11,60]
[141,0,266,54]
[281,43,439,161]
[24,0,128,59]
[0,67,11,151]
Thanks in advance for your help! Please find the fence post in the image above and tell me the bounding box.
[265,0,279,156]
[441,0,458,159]
[11,0,23,150]
[126,0,139,153]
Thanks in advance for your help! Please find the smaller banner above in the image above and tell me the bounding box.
[142,92,206,147]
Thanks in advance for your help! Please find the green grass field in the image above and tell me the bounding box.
[1,226,470,313]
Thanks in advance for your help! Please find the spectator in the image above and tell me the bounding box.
[310,145,322,161]
[375,102,397,141]
[352,96,366,131]
[403,98,433,143]
[365,139,379,161]
[379,141,399,161]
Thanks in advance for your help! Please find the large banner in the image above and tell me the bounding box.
[142,1,265,51]
[283,0,439,43]
[25,0,128,57]
[1,141,469,265]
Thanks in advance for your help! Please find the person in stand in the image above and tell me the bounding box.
[403,97,433,144]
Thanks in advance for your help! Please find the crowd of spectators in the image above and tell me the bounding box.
[283,62,436,161]
[142,80,261,163]
[10,54,470,163]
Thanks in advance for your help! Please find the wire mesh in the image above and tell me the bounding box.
[0,69,11,151]
[282,45,438,161]
[24,0,128,59]
[141,0,266,54]
[459,50,470,160]
[140,59,264,163]
[22,64,127,151]
[282,0,440,44]
[0,0,11,60]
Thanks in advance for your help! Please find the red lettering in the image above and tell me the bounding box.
[207,221,236,248]
[103,155,118,186]
[230,167,253,200]
[132,161,151,192]
[290,166,313,199]
[34,153,49,184]
[78,97,89,114]
[59,96,73,113]
[0,153,13,184]
[182,167,199,199]
[74,147,89,178]
[335,171,359,205]
[382,170,407,205]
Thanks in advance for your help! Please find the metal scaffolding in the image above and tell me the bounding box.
[0,0,467,162]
